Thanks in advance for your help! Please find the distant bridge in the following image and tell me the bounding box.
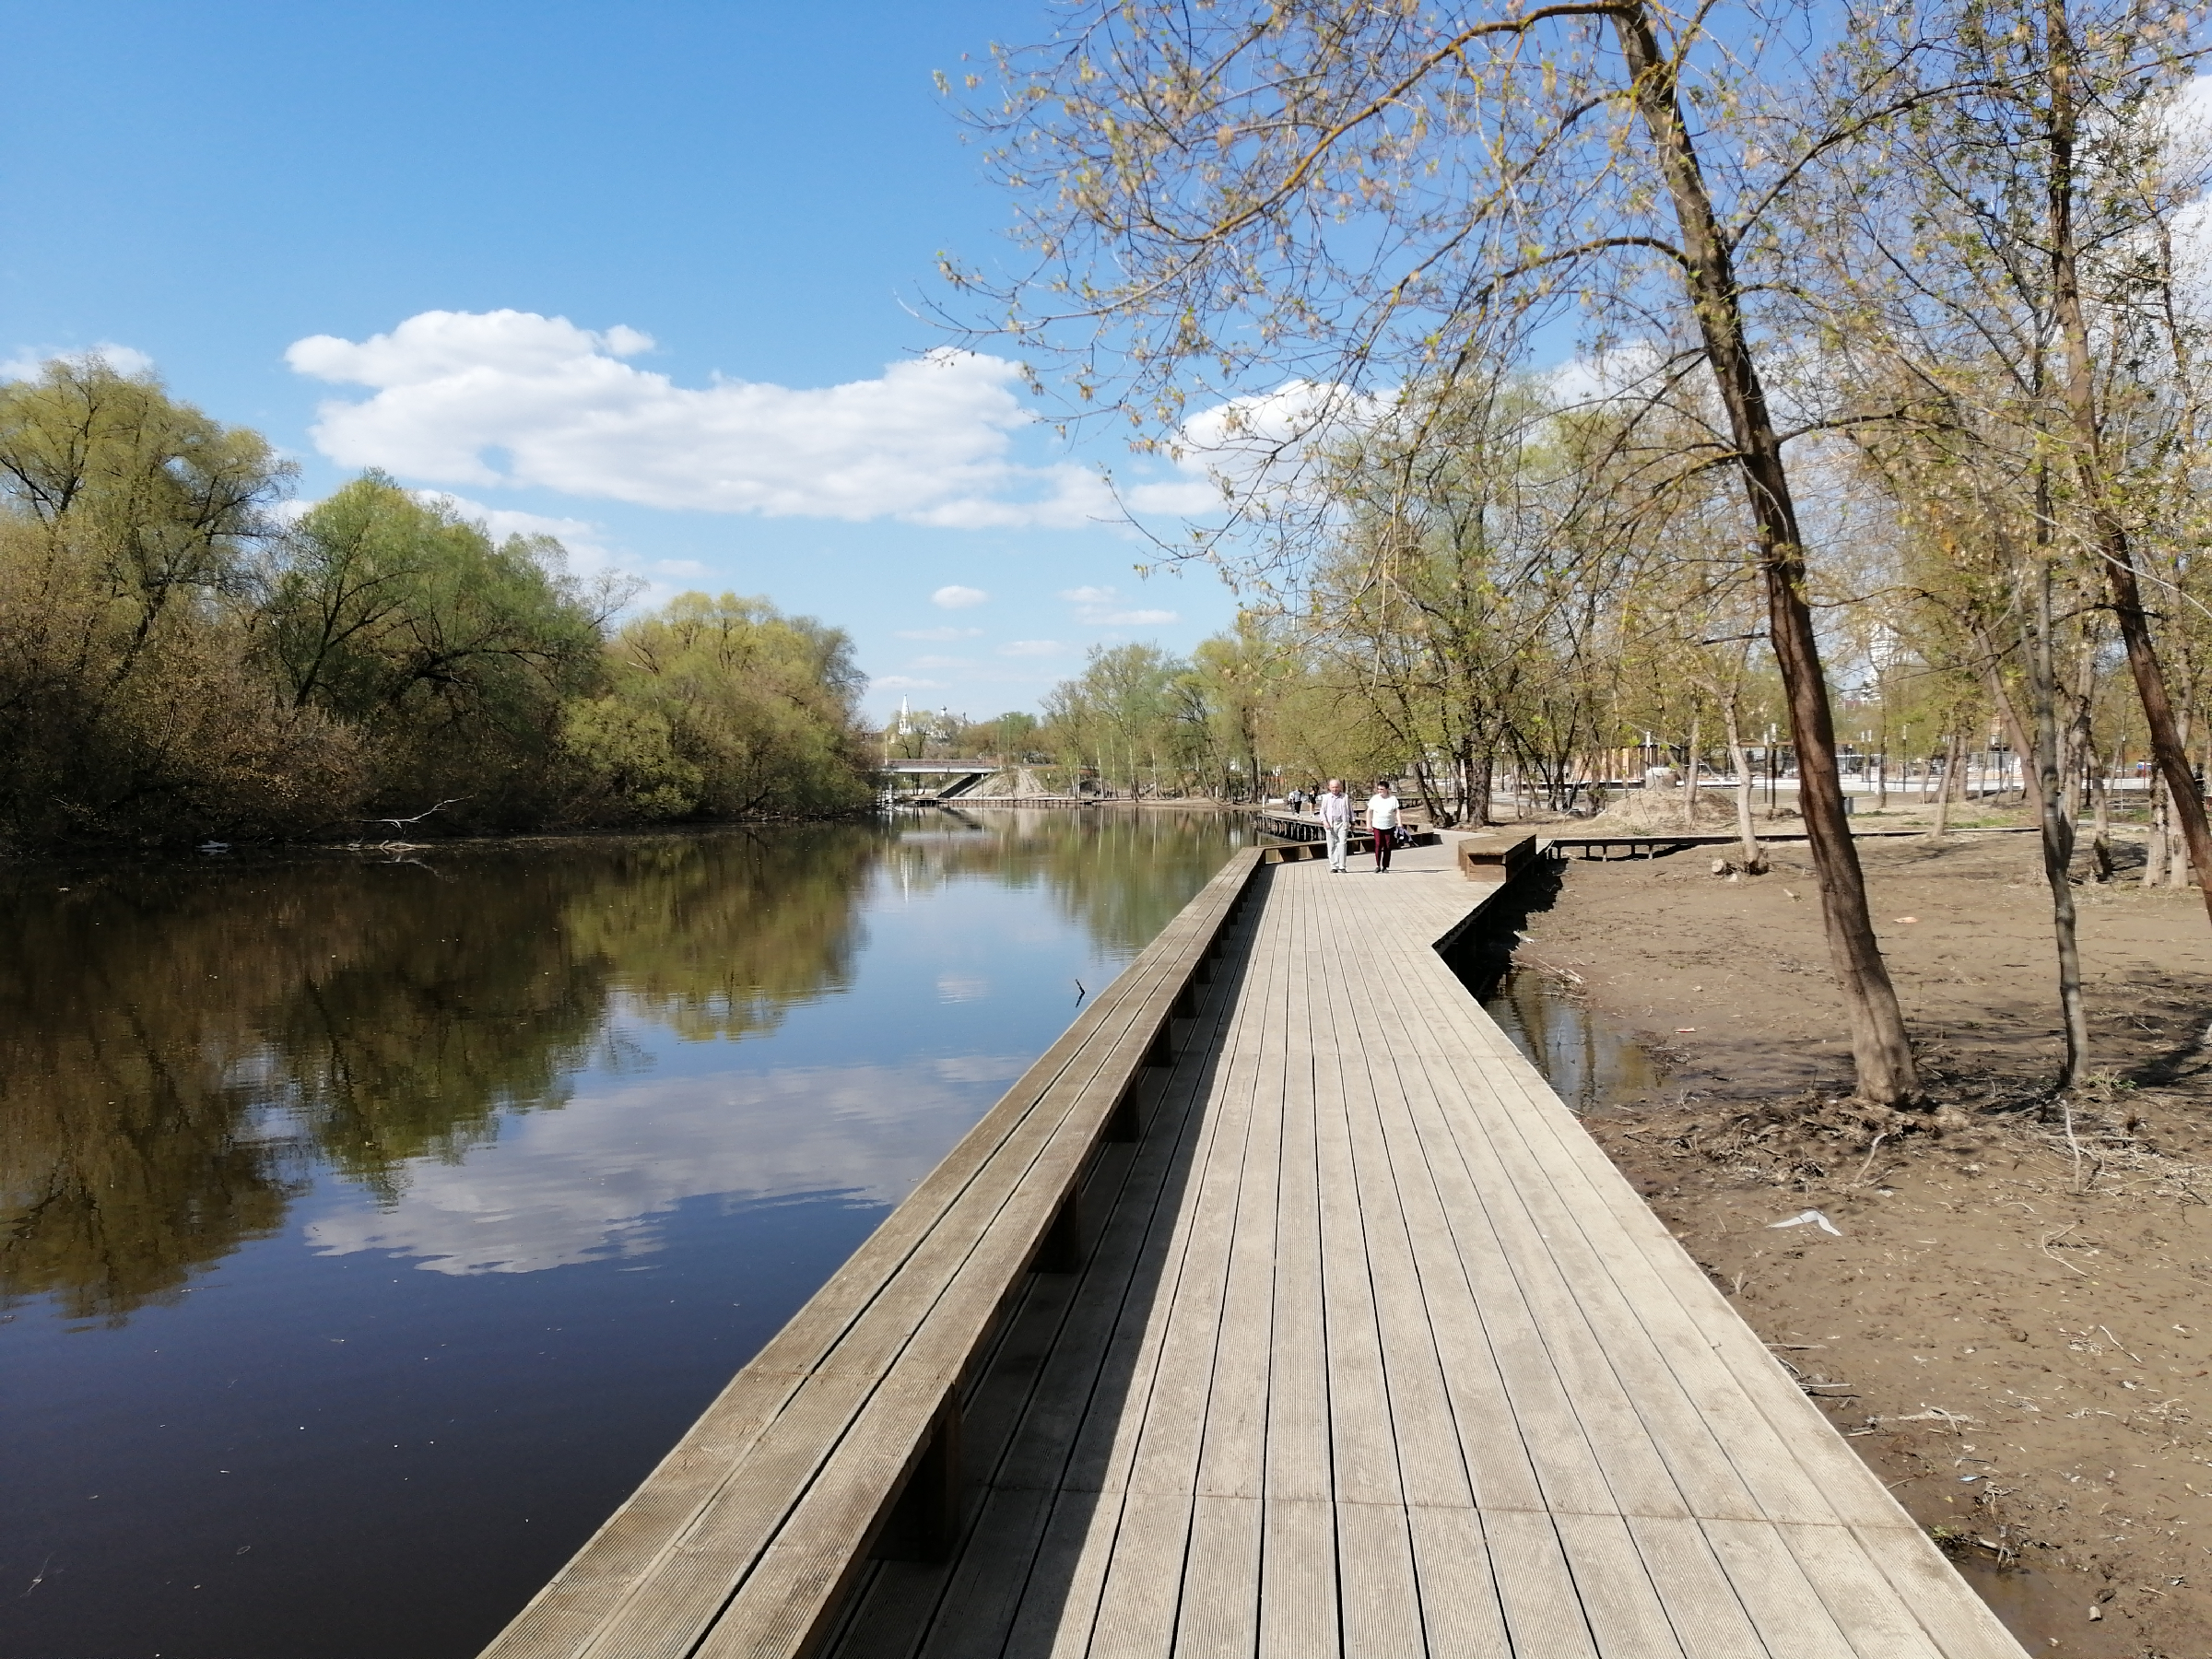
[879,758,1004,800]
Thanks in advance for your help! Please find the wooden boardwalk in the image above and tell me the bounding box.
[818,838,2023,1658]
[479,835,2026,1659]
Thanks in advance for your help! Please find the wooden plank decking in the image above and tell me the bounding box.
[478,833,2027,1659]
[817,836,2026,1658]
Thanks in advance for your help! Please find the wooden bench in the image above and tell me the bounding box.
[477,847,1266,1659]
[1453,831,1540,880]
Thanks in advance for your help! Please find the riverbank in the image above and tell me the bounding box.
[1520,832,2212,1655]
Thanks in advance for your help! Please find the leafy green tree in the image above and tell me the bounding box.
[0,357,354,843]
[263,476,606,826]
[1043,642,1192,795]
[571,592,875,820]
[0,356,286,676]
[1186,617,1277,801]
[0,369,879,843]
[958,0,1929,1100]
[985,710,1041,759]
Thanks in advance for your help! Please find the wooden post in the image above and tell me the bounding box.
[872,1392,964,1562]
[1035,1192,1083,1274]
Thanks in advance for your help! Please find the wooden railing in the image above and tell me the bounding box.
[477,847,1266,1659]
[1253,810,1441,865]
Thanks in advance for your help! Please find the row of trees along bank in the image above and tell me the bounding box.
[924,0,2212,1106]
[0,359,877,847]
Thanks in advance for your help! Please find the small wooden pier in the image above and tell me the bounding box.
[479,837,2026,1659]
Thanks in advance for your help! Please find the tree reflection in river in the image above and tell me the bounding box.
[0,811,1245,1324]
[1,862,310,1324]
[899,806,1241,951]
[0,829,879,1320]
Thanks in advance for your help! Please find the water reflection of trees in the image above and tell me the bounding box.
[1,813,1239,1321]
[566,830,884,1040]
[0,831,881,1320]
[892,808,1246,953]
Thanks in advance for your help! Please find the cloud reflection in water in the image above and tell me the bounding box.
[302,1052,1032,1276]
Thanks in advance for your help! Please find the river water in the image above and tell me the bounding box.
[1,815,1653,1659]
[0,812,1252,1659]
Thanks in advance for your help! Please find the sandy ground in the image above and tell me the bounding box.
[1512,818,2212,1657]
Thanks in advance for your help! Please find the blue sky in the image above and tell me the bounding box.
[0,0,1241,720]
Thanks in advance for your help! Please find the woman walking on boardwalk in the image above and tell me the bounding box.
[1367,780,1402,872]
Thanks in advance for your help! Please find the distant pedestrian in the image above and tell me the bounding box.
[1317,778,1352,872]
[1288,786,1304,814]
[1368,780,1402,872]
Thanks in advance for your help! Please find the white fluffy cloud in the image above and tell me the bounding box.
[1166,379,1381,499]
[1058,584,1179,627]
[415,492,616,569]
[1545,343,1675,411]
[2,340,156,381]
[998,640,1066,657]
[287,311,1124,528]
[932,584,989,608]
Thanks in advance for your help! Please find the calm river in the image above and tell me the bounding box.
[1,810,1251,1659]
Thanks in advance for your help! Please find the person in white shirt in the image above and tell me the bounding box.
[1316,778,1353,872]
[1367,781,1402,872]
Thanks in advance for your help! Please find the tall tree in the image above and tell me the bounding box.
[263,477,606,824]
[961,1,1927,1099]
[0,357,352,841]
[1810,0,2208,1082]
[0,356,288,688]
[1043,642,1190,795]
[572,593,876,821]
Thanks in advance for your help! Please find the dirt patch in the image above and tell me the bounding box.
[1521,829,2212,1656]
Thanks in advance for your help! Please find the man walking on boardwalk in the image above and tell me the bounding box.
[1317,778,1352,872]
[1368,779,1402,872]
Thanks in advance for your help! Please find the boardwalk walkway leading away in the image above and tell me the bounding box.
[481,836,2028,1659]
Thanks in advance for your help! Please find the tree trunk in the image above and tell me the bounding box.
[1977,649,2042,817]
[2029,557,2089,1090]
[2176,711,2198,888]
[2088,739,2114,883]
[2105,550,2212,910]
[1723,700,1768,872]
[1616,1,1917,1103]
[1414,756,1448,829]
[2045,0,2212,932]
[2148,772,2171,887]
[1933,731,1961,841]
[1683,712,1701,830]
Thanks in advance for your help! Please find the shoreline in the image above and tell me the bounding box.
[1517,830,2212,1655]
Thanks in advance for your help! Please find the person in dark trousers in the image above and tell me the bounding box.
[1367,780,1402,872]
